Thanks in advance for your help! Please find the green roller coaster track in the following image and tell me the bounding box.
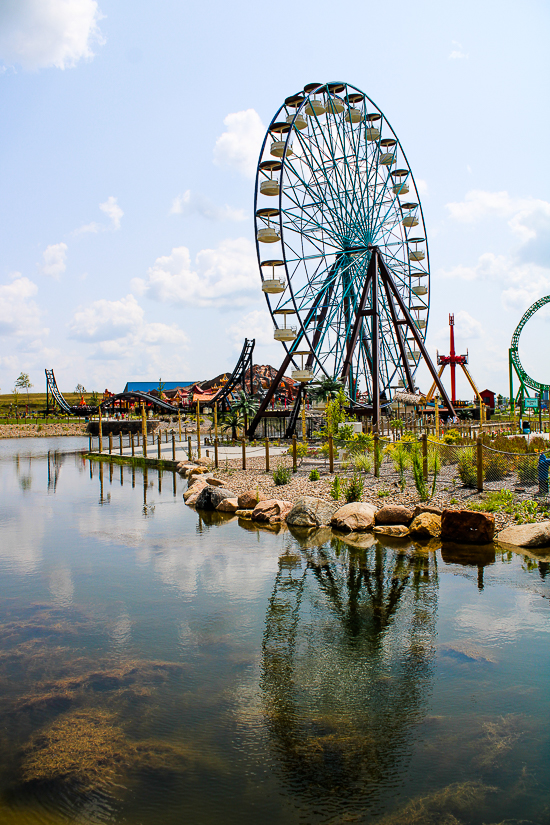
[509,295,550,410]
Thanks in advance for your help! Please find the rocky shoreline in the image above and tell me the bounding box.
[0,422,88,439]
[177,457,550,551]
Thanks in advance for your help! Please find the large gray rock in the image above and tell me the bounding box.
[252,499,292,524]
[375,504,414,525]
[195,486,235,510]
[331,502,377,533]
[497,521,550,548]
[286,496,337,528]
[441,509,495,544]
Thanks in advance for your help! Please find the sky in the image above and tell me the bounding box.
[0,0,549,399]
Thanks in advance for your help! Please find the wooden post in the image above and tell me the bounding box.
[187,436,192,461]
[109,432,113,455]
[374,433,379,478]
[178,409,182,441]
[434,395,440,439]
[157,432,161,460]
[214,402,218,442]
[329,435,334,473]
[301,396,307,441]
[264,438,270,472]
[118,432,122,455]
[172,433,176,461]
[88,434,92,453]
[241,438,246,470]
[422,433,428,481]
[98,406,103,453]
[291,434,297,472]
[131,433,135,456]
[476,436,484,492]
[196,401,201,459]
[214,438,219,469]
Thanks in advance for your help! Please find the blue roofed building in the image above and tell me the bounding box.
[123,381,196,393]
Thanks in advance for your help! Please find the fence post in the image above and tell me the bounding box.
[119,432,122,455]
[98,407,103,453]
[196,401,201,459]
[109,432,113,455]
[422,433,428,481]
[214,438,219,469]
[241,438,246,470]
[88,434,92,453]
[172,433,176,461]
[329,435,334,473]
[157,432,161,460]
[374,433,380,478]
[131,433,135,456]
[141,405,147,458]
[188,436,192,461]
[476,436,484,492]
[292,435,297,472]
[265,438,270,472]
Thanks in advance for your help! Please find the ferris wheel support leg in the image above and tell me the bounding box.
[371,253,381,428]
[377,255,456,417]
[340,251,375,386]
[379,265,415,393]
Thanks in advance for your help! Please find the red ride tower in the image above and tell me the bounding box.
[437,314,468,405]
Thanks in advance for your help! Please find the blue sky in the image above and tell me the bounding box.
[0,0,548,398]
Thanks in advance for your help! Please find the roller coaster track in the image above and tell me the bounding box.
[45,369,76,414]
[211,338,255,410]
[100,391,176,413]
[45,370,179,416]
[509,296,550,395]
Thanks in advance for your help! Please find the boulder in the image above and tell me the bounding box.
[497,521,550,548]
[441,509,495,544]
[409,512,441,539]
[188,466,209,478]
[183,478,208,501]
[236,509,254,519]
[413,504,443,519]
[195,457,211,467]
[330,502,377,533]
[185,489,204,507]
[195,486,236,510]
[375,504,414,525]
[252,499,292,525]
[207,477,225,487]
[238,490,266,510]
[286,496,337,528]
[373,524,410,538]
[216,497,239,513]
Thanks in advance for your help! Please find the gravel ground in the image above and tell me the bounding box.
[209,454,549,531]
[0,422,88,439]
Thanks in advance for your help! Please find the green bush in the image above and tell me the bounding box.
[344,473,364,503]
[411,446,428,501]
[273,465,292,486]
[353,453,372,474]
[457,447,477,488]
[309,468,320,481]
[516,455,538,484]
[330,476,342,501]
[483,451,508,481]
[443,429,461,444]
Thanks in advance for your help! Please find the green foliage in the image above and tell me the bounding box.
[273,465,292,486]
[377,489,390,498]
[457,447,477,488]
[514,499,539,524]
[430,448,441,498]
[308,468,320,481]
[330,476,342,501]
[516,455,538,484]
[411,445,428,501]
[443,428,461,444]
[287,442,309,459]
[353,453,372,474]
[468,490,515,513]
[325,389,348,436]
[389,441,410,490]
[344,473,364,503]
[89,391,99,405]
[483,451,509,481]
[390,418,404,430]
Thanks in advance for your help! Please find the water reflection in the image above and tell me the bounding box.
[261,532,437,811]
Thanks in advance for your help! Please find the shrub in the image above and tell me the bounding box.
[353,453,372,474]
[516,455,538,484]
[390,441,410,490]
[483,451,508,481]
[468,490,514,513]
[330,476,342,501]
[457,447,477,488]
[411,445,428,501]
[515,499,539,524]
[273,465,291,486]
[344,473,364,503]
[443,429,461,444]
[309,468,320,481]
[377,489,390,498]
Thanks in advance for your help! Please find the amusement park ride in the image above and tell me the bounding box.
[509,295,550,413]
[248,80,455,437]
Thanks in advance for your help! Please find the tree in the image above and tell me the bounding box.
[15,372,33,408]
[309,376,343,406]
[219,408,245,441]
[75,383,86,394]
[232,391,259,436]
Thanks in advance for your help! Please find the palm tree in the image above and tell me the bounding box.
[219,408,245,441]
[232,391,259,436]
[309,377,343,408]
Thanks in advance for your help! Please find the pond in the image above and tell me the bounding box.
[0,437,548,825]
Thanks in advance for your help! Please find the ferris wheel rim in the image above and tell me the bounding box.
[254,82,430,396]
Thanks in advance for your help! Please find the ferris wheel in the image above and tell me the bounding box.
[250,81,452,433]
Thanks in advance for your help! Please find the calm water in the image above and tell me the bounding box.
[0,437,549,825]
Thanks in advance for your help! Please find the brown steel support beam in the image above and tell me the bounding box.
[340,251,376,384]
[377,254,456,415]
[378,261,415,392]
[371,250,380,427]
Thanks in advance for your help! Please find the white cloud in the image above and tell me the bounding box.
[415,178,428,195]
[0,0,104,71]
[100,195,123,229]
[227,309,274,348]
[41,241,67,279]
[68,294,144,342]
[170,190,247,222]
[0,273,46,340]
[449,41,469,60]
[213,109,266,179]
[74,195,123,234]
[134,237,259,308]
